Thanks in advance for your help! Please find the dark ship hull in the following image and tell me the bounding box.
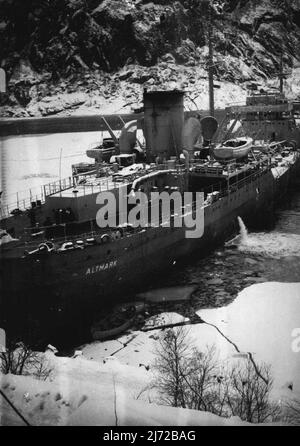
[1,157,299,347]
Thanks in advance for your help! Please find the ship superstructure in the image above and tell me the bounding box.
[226,88,300,147]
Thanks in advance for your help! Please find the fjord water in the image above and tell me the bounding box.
[0,132,98,204]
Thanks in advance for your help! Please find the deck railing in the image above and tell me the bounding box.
[0,163,186,220]
[0,190,45,220]
[3,164,274,254]
[0,150,288,222]
[43,176,75,197]
[0,176,76,220]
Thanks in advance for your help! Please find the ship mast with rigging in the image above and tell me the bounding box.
[208,1,215,117]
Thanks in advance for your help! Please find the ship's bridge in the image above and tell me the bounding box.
[189,155,271,198]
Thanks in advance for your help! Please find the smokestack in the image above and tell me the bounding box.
[143,90,184,161]
[119,120,137,154]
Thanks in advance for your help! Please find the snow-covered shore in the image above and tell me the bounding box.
[1,281,299,426]
[0,357,249,426]
[2,63,300,119]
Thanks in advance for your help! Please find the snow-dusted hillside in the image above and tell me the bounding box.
[0,0,299,117]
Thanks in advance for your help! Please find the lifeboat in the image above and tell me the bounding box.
[91,302,145,341]
[86,138,117,163]
[212,137,253,160]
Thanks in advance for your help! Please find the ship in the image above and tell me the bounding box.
[0,88,300,347]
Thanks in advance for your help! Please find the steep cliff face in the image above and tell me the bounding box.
[0,0,299,116]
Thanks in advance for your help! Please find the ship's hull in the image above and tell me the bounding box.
[1,155,300,347]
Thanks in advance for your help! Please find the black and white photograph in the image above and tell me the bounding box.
[0,0,300,429]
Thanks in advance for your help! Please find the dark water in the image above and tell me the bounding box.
[137,187,300,316]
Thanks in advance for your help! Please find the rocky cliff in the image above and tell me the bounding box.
[0,0,300,117]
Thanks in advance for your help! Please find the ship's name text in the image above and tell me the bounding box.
[86,260,117,275]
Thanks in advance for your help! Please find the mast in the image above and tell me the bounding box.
[279,51,284,94]
[278,49,289,94]
[208,2,215,117]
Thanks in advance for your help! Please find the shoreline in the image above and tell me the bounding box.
[0,109,226,137]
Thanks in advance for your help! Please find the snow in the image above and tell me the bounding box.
[0,353,250,426]
[1,282,299,425]
[196,282,300,399]
[82,282,300,403]
[0,353,152,426]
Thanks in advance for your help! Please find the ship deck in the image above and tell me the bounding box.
[190,162,253,179]
[48,162,184,199]
[49,175,127,198]
[190,152,272,179]
[1,149,297,221]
